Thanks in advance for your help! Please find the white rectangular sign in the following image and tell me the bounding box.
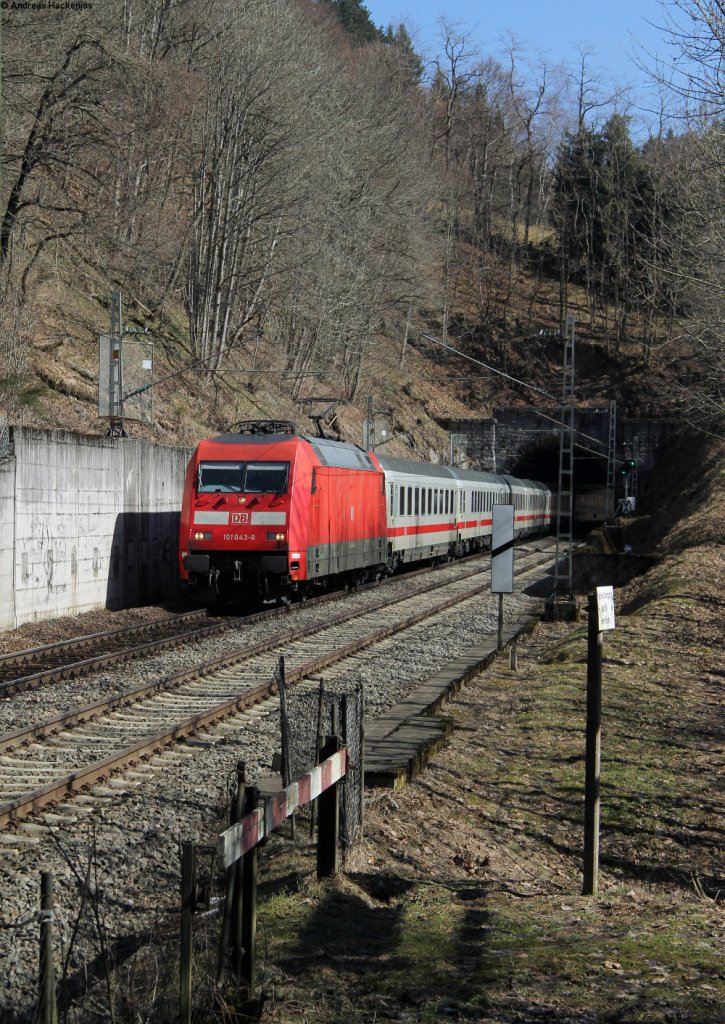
[491,504,515,593]
[596,585,616,631]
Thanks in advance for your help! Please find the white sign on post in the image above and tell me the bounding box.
[491,504,515,593]
[596,586,616,631]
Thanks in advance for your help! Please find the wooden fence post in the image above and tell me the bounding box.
[583,593,603,895]
[39,871,58,1024]
[240,785,259,993]
[230,764,247,979]
[317,735,341,879]
[217,761,246,984]
[180,842,195,1024]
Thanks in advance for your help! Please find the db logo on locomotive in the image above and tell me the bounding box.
[231,512,250,524]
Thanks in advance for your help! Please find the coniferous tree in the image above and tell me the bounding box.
[322,0,383,45]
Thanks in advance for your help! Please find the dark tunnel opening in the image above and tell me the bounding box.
[506,439,608,487]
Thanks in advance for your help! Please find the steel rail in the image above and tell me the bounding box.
[0,549,554,830]
[0,561,494,756]
[0,549,493,697]
[0,608,209,669]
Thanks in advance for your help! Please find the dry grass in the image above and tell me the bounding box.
[247,440,724,1024]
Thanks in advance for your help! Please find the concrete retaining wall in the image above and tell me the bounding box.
[0,427,193,631]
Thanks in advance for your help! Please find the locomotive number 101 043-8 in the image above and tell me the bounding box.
[223,533,257,542]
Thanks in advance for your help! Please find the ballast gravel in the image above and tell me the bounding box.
[0,547,550,1022]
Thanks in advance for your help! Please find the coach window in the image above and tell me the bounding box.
[414,487,420,515]
[407,487,412,516]
[389,484,394,514]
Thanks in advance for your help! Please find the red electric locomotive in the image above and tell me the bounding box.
[179,421,387,602]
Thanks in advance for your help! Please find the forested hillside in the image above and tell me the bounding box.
[0,0,722,448]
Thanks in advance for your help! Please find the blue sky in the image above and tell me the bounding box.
[366,0,677,129]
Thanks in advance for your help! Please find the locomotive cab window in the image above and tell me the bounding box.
[197,461,244,493]
[244,462,289,494]
[196,460,289,495]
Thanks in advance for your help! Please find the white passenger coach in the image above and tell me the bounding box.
[376,456,552,570]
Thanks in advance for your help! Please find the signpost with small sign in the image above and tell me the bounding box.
[596,585,616,631]
[583,586,616,895]
[491,504,515,651]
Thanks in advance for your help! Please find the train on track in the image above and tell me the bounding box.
[179,420,553,603]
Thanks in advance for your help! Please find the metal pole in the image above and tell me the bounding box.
[553,317,575,596]
[241,786,259,993]
[358,683,365,836]
[277,656,295,839]
[606,400,617,521]
[497,592,504,651]
[230,762,246,979]
[583,593,602,895]
[180,842,195,1024]
[108,291,127,436]
[39,872,58,1024]
[317,735,341,879]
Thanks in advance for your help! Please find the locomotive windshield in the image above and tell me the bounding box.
[197,461,244,493]
[244,462,289,493]
[197,460,289,494]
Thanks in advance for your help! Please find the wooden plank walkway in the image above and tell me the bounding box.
[364,622,532,790]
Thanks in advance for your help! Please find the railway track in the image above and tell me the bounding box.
[0,545,553,830]
[0,608,226,696]
[0,552,488,699]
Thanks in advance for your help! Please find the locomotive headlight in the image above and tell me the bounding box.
[266,531,287,541]
[193,531,212,541]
